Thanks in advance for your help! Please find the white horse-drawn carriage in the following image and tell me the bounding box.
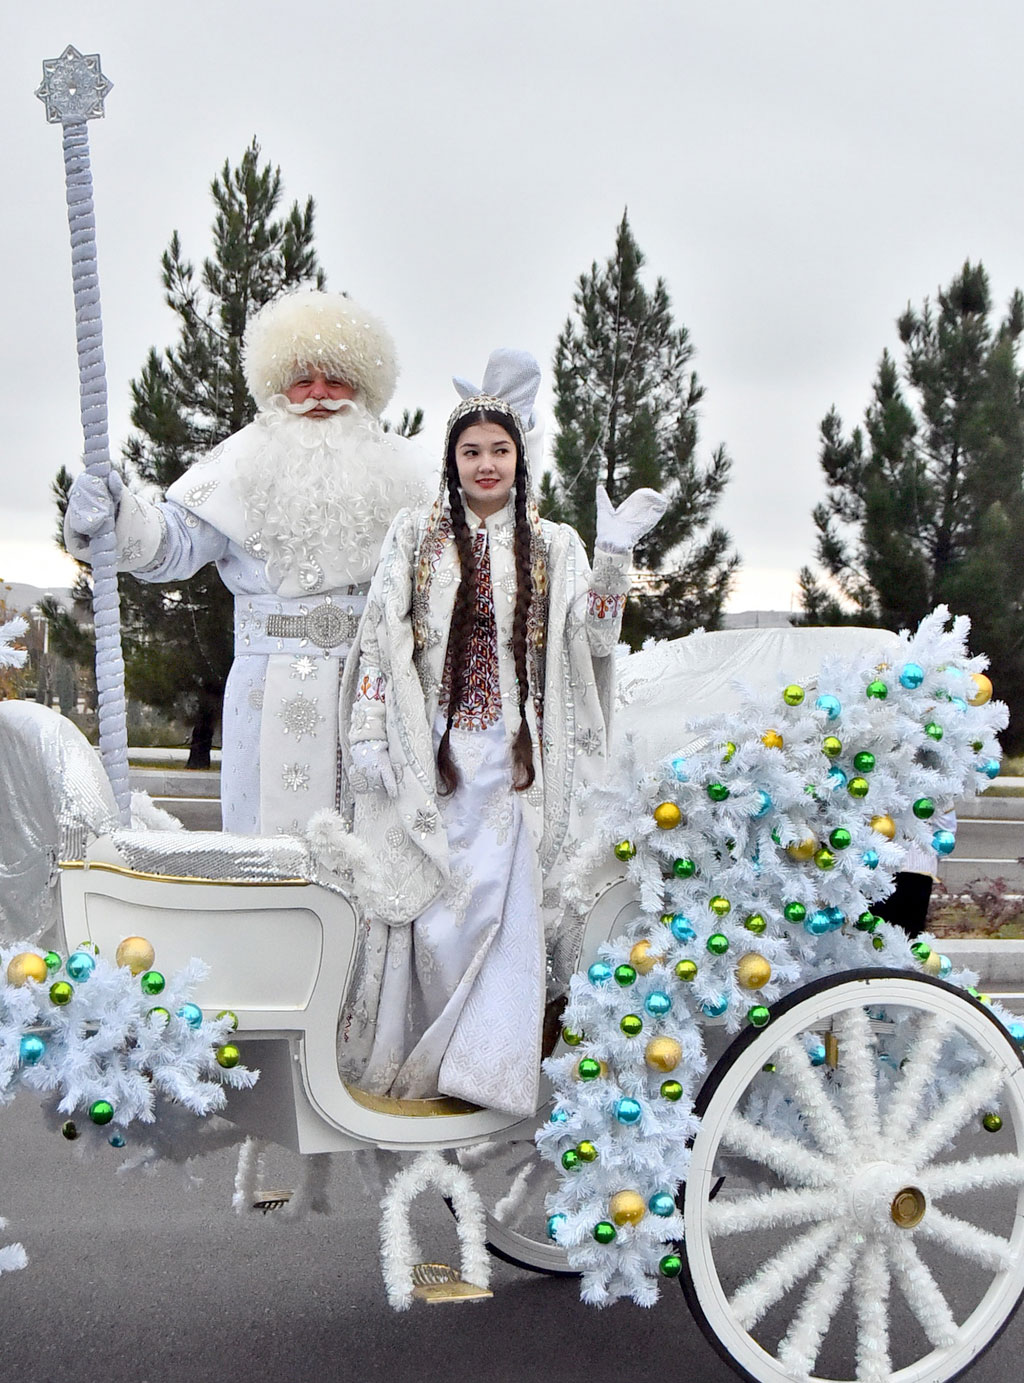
[3,619,1022,1383]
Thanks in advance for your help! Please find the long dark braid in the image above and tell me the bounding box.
[436,452,478,796]
[510,464,536,791]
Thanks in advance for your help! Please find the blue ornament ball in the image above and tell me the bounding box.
[933,829,956,856]
[588,961,613,986]
[670,755,689,783]
[65,951,96,982]
[177,1002,203,1030]
[899,662,925,690]
[808,1042,827,1067]
[816,694,841,720]
[826,907,846,929]
[701,994,729,1018]
[938,954,953,979]
[862,848,880,869]
[670,915,696,942]
[981,759,1001,780]
[547,1213,567,1241]
[752,790,772,819]
[1008,1022,1024,1046]
[19,1034,45,1066]
[645,991,672,1017]
[549,1107,569,1124]
[805,911,831,936]
[109,1132,126,1149]
[614,1097,643,1125]
[648,1192,675,1217]
[951,696,968,713]
[827,766,848,789]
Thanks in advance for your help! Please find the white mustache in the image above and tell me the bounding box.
[285,396,352,415]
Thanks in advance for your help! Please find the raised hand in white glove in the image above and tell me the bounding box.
[594,484,668,554]
[349,739,397,798]
[66,469,124,542]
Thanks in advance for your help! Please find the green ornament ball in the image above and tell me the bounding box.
[88,1100,114,1126]
[853,751,876,773]
[614,964,637,987]
[721,740,737,762]
[707,782,730,803]
[866,679,888,700]
[848,776,870,799]
[911,941,932,962]
[829,827,852,850]
[620,1013,643,1037]
[783,683,805,706]
[674,960,698,982]
[672,858,696,879]
[215,1043,241,1069]
[856,912,880,932]
[614,839,636,862]
[783,902,807,923]
[43,951,61,972]
[971,739,984,753]
[659,1253,683,1278]
[814,848,836,871]
[822,736,843,758]
[577,1057,603,1081]
[709,895,731,917]
[707,933,729,956]
[660,912,674,927]
[925,721,944,742]
[660,1080,683,1101]
[577,1140,598,1162]
[61,1120,79,1141]
[983,1113,1003,1133]
[872,935,886,951]
[217,1009,239,1031]
[49,981,73,1006]
[592,1221,617,1245]
[561,1028,583,1046]
[913,797,935,820]
[147,1007,171,1026]
[562,1148,581,1171]
[747,1005,771,1029]
[139,970,165,997]
[744,913,767,935]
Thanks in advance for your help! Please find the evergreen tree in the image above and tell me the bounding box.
[541,212,739,645]
[54,140,325,766]
[800,261,1024,750]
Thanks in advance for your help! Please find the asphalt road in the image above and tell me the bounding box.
[1,1095,1023,1383]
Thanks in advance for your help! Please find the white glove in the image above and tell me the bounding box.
[66,469,124,542]
[594,484,668,553]
[349,739,397,798]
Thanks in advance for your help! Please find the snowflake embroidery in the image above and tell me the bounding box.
[282,763,310,792]
[493,523,514,548]
[277,693,324,741]
[121,538,143,564]
[576,727,602,756]
[412,808,438,834]
[290,656,319,681]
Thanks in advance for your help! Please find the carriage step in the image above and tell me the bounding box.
[410,1262,493,1304]
[252,1189,293,1213]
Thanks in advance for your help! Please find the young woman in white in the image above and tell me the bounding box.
[338,350,665,1116]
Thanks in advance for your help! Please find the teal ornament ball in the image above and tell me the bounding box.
[707,782,730,803]
[614,1098,642,1125]
[649,1192,676,1217]
[816,694,841,720]
[805,911,831,936]
[109,1133,126,1149]
[866,679,888,700]
[177,1003,203,1029]
[672,858,696,879]
[938,954,952,979]
[951,696,968,713]
[933,829,956,856]
[588,961,613,986]
[826,907,845,929]
[899,662,924,689]
[862,848,879,869]
[670,755,689,782]
[783,683,805,706]
[828,766,848,789]
[547,1214,567,1241]
[645,991,672,1017]
[670,915,695,942]
[592,1221,617,1245]
[701,994,729,1018]
[549,1107,569,1123]
[1009,1022,1024,1046]
[614,964,637,987]
[19,1034,45,1066]
[140,970,165,997]
[808,1042,827,1067]
[982,759,1000,780]
[853,751,875,773]
[752,790,772,819]
[88,1100,114,1126]
[65,951,96,982]
[912,797,935,820]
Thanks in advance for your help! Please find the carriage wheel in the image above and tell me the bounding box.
[681,969,1024,1383]
[454,1138,578,1275]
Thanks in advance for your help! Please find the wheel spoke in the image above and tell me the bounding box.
[902,1065,1005,1167]
[775,1036,849,1156]
[493,1157,542,1226]
[729,1220,842,1329]
[888,1236,959,1348]
[915,1206,1016,1272]
[721,1111,836,1187]
[776,1236,857,1376]
[883,1012,954,1146]
[918,1153,1024,1198]
[705,1185,830,1237]
[854,1239,892,1382]
[834,1006,880,1149]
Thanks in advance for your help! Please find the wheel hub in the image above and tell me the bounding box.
[844,1161,925,1232]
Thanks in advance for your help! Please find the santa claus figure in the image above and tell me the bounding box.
[65,290,432,834]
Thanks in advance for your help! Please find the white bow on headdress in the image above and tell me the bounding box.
[451,348,541,432]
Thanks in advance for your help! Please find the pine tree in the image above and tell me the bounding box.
[541,212,739,645]
[799,262,1024,750]
[54,140,325,766]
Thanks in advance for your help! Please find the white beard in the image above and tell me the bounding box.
[238,398,430,591]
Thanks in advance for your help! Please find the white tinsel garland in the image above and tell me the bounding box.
[0,617,28,669]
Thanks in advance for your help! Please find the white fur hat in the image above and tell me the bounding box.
[243,289,398,416]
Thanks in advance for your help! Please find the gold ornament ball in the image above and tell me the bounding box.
[6,953,49,987]
[629,940,658,975]
[609,1190,647,1227]
[787,836,817,862]
[653,802,682,830]
[736,953,772,990]
[969,673,993,706]
[115,936,156,976]
[922,950,943,976]
[870,814,897,840]
[645,1036,682,1072]
[761,729,784,751]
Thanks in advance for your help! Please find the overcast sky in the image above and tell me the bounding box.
[3,1,1023,612]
